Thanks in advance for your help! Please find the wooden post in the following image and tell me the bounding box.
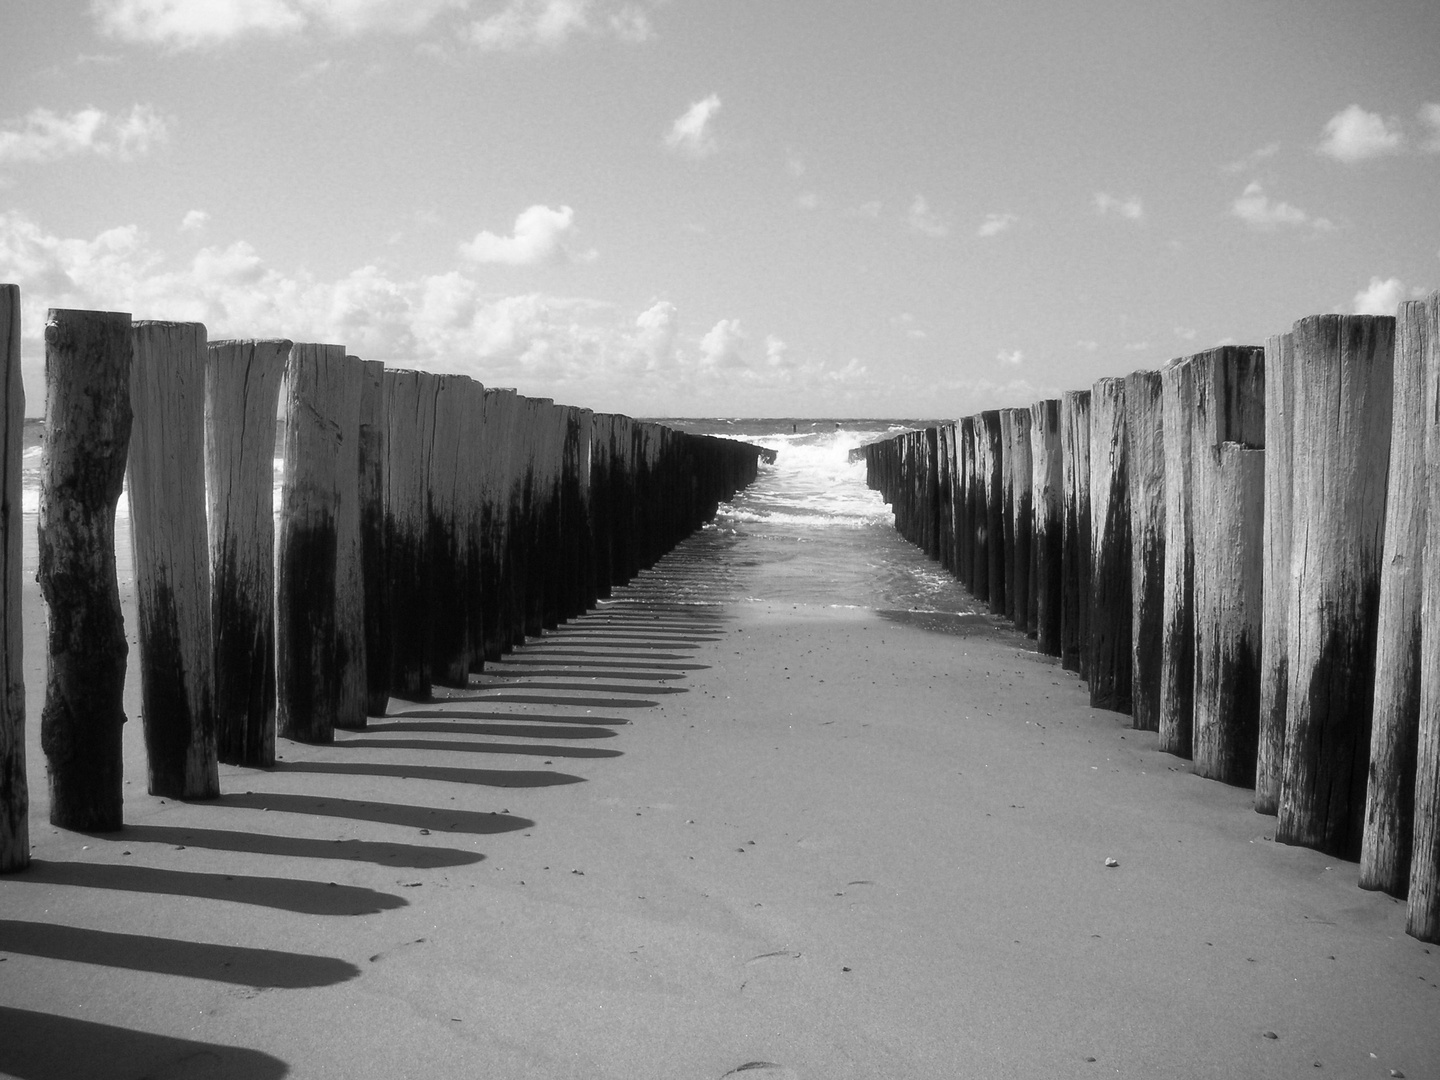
[479,388,519,661]
[1060,391,1091,675]
[383,370,437,699]
[39,309,132,831]
[957,416,975,591]
[128,321,217,799]
[1360,299,1433,894]
[1159,357,1198,757]
[275,344,365,742]
[1126,370,1165,732]
[460,377,488,674]
[0,285,26,871]
[1408,290,1440,943]
[1002,408,1033,632]
[357,359,390,717]
[980,410,1005,615]
[1192,444,1265,785]
[1029,399,1063,655]
[1277,315,1394,859]
[1256,333,1296,810]
[1088,377,1131,713]
[428,374,469,688]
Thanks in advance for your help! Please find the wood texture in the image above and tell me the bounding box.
[0,285,26,871]
[428,374,469,688]
[1088,377,1131,714]
[1159,357,1197,757]
[383,370,437,699]
[275,344,364,742]
[1002,409,1033,633]
[206,339,288,767]
[479,388,519,660]
[1029,399,1063,656]
[39,308,133,831]
[979,411,1005,615]
[1277,315,1393,860]
[128,321,217,798]
[1126,370,1165,732]
[1060,391,1091,675]
[358,359,390,716]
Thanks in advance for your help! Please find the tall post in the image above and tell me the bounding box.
[275,344,365,742]
[383,370,438,699]
[0,285,26,871]
[1125,370,1165,732]
[980,410,1005,615]
[1002,408,1032,633]
[429,374,469,688]
[1088,377,1131,713]
[128,321,217,799]
[1159,357,1197,757]
[1029,399,1063,656]
[1277,315,1393,859]
[1060,391,1091,675]
[39,309,132,831]
[358,359,390,717]
[207,340,288,768]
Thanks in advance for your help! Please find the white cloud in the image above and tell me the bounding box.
[180,209,210,232]
[631,299,678,369]
[665,94,721,159]
[458,204,595,266]
[1075,340,1099,353]
[1352,275,1405,316]
[0,104,168,164]
[996,348,1023,366]
[699,318,746,369]
[1222,142,1280,174]
[906,195,949,238]
[763,335,788,368]
[93,0,308,46]
[890,312,926,340]
[1093,192,1143,221]
[1318,104,1405,162]
[467,0,588,49]
[1421,103,1440,153]
[1230,181,1333,231]
[977,212,1017,238]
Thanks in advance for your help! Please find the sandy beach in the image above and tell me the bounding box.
[1,526,1436,1080]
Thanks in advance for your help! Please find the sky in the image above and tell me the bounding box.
[2,1,1438,418]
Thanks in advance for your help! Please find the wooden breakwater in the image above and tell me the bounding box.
[0,292,770,872]
[856,293,1440,945]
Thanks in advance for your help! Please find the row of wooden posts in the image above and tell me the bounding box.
[0,290,772,871]
[855,296,1440,945]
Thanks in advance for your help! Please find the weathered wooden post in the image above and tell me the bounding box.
[206,339,288,767]
[1126,370,1165,731]
[1360,298,1433,895]
[0,285,26,870]
[1060,390,1091,675]
[429,374,469,688]
[1002,408,1033,632]
[275,344,365,742]
[459,377,488,674]
[1030,399,1063,655]
[1408,291,1440,943]
[1256,333,1296,810]
[479,388,519,660]
[958,416,976,593]
[1192,443,1265,785]
[1159,357,1197,757]
[128,321,217,799]
[358,359,390,716]
[39,309,132,831]
[980,411,1005,615]
[1277,315,1393,859]
[384,370,437,698]
[1088,377,1131,713]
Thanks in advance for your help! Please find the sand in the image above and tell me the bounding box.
[1,539,1437,1080]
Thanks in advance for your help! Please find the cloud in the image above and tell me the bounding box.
[1093,192,1143,221]
[180,209,210,232]
[996,348,1023,366]
[458,204,595,266]
[977,212,1017,238]
[906,195,949,238]
[1173,326,1197,341]
[1075,340,1099,353]
[1318,105,1405,162]
[93,0,308,46]
[1421,103,1440,153]
[1352,275,1405,316]
[699,318,747,369]
[0,104,168,164]
[1222,142,1280,174]
[1230,181,1333,231]
[467,0,588,49]
[631,299,678,369]
[890,312,926,340]
[665,94,721,159]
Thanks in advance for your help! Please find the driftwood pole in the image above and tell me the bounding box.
[1255,332,1296,811]
[0,285,25,871]
[428,374,469,688]
[1360,299,1434,894]
[1029,399,1063,655]
[1088,377,1131,714]
[128,321,217,799]
[206,339,288,767]
[1277,315,1393,859]
[1060,391,1091,675]
[275,344,365,742]
[1159,357,1197,757]
[383,370,437,699]
[1125,370,1165,732]
[358,359,390,717]
[1409,291,1440,943]
[39,309,132,831]
[1192,444,1265,786]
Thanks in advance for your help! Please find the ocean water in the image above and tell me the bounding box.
[20,418,981,618]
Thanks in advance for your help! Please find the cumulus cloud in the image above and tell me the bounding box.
[699,317,746,368]
[0,104,168,164]
[468,0,588,49]
[977,212,1017,238]
[1093,192,1143,221]
[631,299,678,369]
[1352,276,1405,315]
[1230,181,1333,231]
[996,348,1023,366]
[906,195,949,237]
[1318,105,1405,162]
[665,94,721,159]
[180,209,210,232]
[459,204,595,266]
[1222,142,1280,174]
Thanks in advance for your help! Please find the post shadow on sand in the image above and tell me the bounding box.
[216,791,534,834]
[508,648,705,663]
[14,860,407,916]
[0,919,360,989]
[365,719,621,739]
[385,709,631,727]
[497,657,708,672]
[482,666,687,682]
[82,823,484,868]
[269,760,586,787]
[336,737,623,760]
[469,679,688,696]
[0,1007,288,1080]
[445,692,660,709]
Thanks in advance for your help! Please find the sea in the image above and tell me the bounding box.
[19,417,983,620]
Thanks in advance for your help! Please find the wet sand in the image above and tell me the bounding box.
[1,536,1437,1079]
